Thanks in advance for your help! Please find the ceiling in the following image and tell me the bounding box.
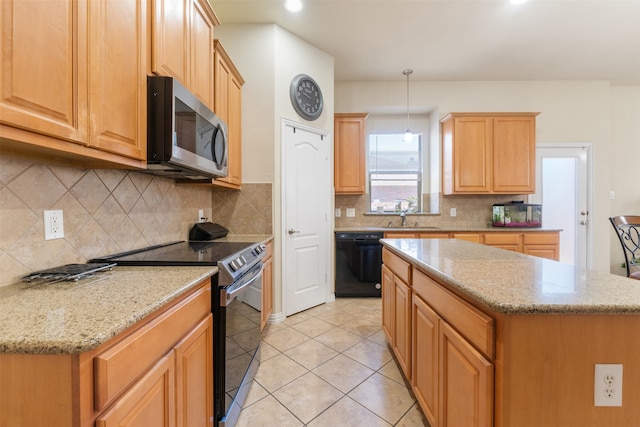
[210,0,640,84]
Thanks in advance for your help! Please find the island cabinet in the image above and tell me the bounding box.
[212,40,244,189]
[0,279,213,427]
[381,250,412,378]
[412,268,494,427]
[0,0,147,168]
[383,247,495,427]
[441,113,538,195]
[334,113,368,194]
[151,0,219,110]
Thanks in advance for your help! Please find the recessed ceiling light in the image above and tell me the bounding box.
[285,0,303,13]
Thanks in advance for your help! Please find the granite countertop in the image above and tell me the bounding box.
[0,266,217,355]
[381,238,640,315]
[336,226,561,233]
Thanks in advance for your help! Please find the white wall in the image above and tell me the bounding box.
[215,23,334,317]
[216,24,639,275]
[336,80,640,273]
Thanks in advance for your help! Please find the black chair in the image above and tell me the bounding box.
[609,216,640,280]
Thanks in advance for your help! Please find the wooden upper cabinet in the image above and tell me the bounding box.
[151,0,218,110]
[88,0,147,160]
[441,113,538,195]
[0,0,147,165]
[213,40,244,189]
[0,0,88,143]
[334,113,368,194]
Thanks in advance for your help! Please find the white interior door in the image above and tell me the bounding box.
[282,121,331,316]
[530,144,591,268]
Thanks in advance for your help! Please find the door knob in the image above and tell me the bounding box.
[288,228,300,235]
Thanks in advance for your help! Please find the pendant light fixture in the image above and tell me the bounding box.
[402,69,414,143]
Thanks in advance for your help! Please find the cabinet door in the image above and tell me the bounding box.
[439,322,493,427]
[393,277,412,378]
[523,246,558,260]
[417,233,451,239]
[385,232,418,239]
[261,254,273,330]
[225,74,243,186]
[96,352,176,427]
[213,41,244,188]
[175,315,213,427]
[189,0,215,109]
[152,0,188,85]
[0,0,88,143]
[492,116,536,193]
[381,265,394,343]
[334,113,367,194]
[452,233,482,244]
[412,294,439,427]
[88,0,146,160]
[450,117,492,194]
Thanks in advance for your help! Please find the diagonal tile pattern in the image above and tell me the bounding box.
[237,298,430,427]
[0,152,272,286]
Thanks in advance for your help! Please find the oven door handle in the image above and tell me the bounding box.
[220,263,263,307]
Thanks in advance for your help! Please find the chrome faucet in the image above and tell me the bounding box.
[400,210,407,227]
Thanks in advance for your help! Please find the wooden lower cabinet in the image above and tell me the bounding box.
[381,264,394,342]
[175,316,214,427]
[393,276,412,378]
[440,322,493,427]
[385,230,559,261]
[384,247,494,427]
[381,257,412,379]
[412,294,439,426]
[0,279,213,427]
[261,240,274,330]
[452,233,482,243]
[96,352,176,427]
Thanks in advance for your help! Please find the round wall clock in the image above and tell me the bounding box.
[290,74,323,121]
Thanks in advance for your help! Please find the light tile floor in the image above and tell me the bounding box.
[236,298,430,427]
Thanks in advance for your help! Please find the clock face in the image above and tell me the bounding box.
[290,74,323,120]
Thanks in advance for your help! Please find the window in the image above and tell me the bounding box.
[368,133,422,213]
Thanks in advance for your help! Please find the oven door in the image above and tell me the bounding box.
[215,261,263,427]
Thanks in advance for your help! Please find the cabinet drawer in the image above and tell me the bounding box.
[383,248,411,284]
[483,233,521,245]
[413,269,494,359]
[94,280,211,410]
[523,232,559,245]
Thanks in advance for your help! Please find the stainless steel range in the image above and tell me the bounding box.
[91,238,266,427]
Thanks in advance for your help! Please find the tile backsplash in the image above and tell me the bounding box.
[0,152,272,287]
[335,193,527,228]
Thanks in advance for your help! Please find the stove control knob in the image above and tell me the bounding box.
[240,256,247,265]
[229,260,239,271]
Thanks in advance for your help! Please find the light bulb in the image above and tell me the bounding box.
[285,0,303,12]
[403,131,413,143]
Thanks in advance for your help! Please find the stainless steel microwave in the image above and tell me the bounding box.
[146,76,228,180]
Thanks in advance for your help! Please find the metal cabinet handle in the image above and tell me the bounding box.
[288,228,300,235]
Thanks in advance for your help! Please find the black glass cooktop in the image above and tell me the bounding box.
[90,241,256,266]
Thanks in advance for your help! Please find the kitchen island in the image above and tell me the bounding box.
[0,266,216,426]
[381,238,640,427]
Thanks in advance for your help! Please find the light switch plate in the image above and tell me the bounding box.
[346,208,356,217]
[335,208,341,217]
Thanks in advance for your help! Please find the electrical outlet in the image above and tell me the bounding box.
[450,207,457,217]
[198,209,205,223]
[44,210,64,240]
[335,208,341,218]
[595,364,623,406]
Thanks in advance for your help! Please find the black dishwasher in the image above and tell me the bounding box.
[335,232,384,297]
